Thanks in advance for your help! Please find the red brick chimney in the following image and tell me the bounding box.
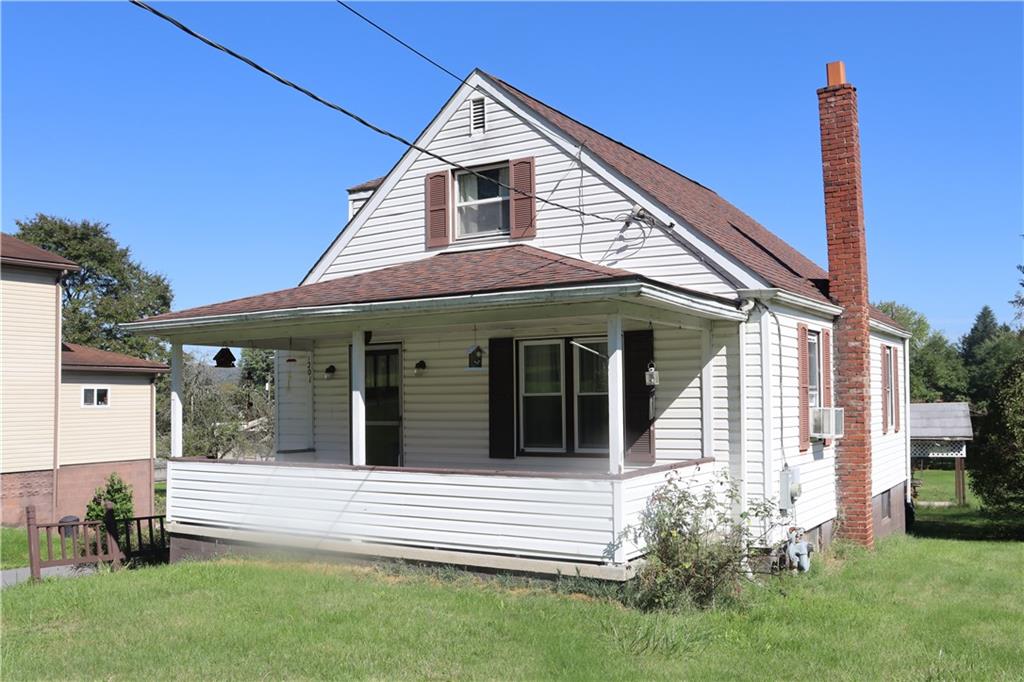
[818,61,874,548]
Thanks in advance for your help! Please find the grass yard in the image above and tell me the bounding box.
[0,527,36,570]
[912,468,1024,541]
[3,503,1023,681]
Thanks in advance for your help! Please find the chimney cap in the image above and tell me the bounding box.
[826,61,847,87]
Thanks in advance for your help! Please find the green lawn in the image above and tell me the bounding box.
[912,468,1023,541]
[3,506,1022,681]
[0,527,35,570]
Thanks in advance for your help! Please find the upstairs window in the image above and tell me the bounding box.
[456,165,510,238]
[82,387,109,408]
[807,331,821,409]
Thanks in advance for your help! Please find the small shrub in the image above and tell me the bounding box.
[625,472,778,611]
[85,473,135,522]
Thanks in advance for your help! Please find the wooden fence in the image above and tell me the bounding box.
[24,504,169,581]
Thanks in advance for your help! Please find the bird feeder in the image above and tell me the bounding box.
[213,347,236,368]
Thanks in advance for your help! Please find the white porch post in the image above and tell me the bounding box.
[607,315,625,475]
[351,329,366,466]
[170,342,183,458]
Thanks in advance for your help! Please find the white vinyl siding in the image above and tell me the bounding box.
[0,267,58,473]
[871,332,910,497]
[756,305,838,537]
[59,372,152,466]
[275,351,314,453]
[316,95,735,296]
[167,459,616,562]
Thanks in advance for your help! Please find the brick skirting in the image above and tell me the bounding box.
[1,459,152,526]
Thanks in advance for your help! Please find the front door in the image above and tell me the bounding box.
[365,346,402,466]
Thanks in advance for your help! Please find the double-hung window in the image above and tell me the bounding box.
[574,340,609,452]
[807,331,821,409]
[519,340,565,451]
[82,387,109,408]
[455,164,510,238]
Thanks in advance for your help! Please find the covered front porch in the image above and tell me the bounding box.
[128,248,746,572]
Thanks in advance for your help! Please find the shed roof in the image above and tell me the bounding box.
[62,343,168,375]
[909,402,973,440]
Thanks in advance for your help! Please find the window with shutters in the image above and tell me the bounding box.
[518,340,565,452]
[455,164,510,238]
[807,331,822,409]
[574,339,609,453]
[470,97,486,135]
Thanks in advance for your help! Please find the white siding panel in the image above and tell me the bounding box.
[167,460,616,562]
[871,332,910,496]
[652,327,703,463]
[312,341,349,462]
[275,351,313,452]
[1,267,58,473]
[317,95,736,297]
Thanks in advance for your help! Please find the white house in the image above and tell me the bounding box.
[128,62,910,579]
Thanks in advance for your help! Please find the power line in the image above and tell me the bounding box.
[128,0,626,225]
[335,1,465,86]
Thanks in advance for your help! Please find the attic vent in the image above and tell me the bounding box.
[470,98,486,134]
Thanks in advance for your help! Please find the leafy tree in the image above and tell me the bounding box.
[238,348,275,389]
[967,329,1024,415]
[970,352,1024,514]
[875,301,966,403]
[960,306,1009,367]
[15,214,172,360]
[156,353,242,458]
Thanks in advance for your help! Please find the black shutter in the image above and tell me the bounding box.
[624,330,656,464]
[488,337,515,458]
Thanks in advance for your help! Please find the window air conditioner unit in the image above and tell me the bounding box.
[810,407,845,440]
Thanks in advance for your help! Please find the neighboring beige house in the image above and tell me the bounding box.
[1,233,167,525]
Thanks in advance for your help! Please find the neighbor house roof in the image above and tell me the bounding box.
[909,402,973,441]
[62,343,168,375]
[1,233,79,272]
[137,244,734,324]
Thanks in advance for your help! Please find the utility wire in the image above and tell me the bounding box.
[129,0,626,224]
[336,1,465,86]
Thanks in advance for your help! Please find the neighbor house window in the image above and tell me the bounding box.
[807,331,821,409]
[519,340,565,452]
[82,387,109,408]
[455,164,510,238]
[574,340,608,452]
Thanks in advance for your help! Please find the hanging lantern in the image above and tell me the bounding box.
[213,347,236,368]
[467,344,484,369]
[645,361,660,386]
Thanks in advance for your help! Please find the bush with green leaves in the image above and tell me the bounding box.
[85,473,135,522]
[624,472,777,611]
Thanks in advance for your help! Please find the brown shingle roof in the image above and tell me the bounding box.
[140,245,715,324]
[1,233,79,272]
[483,73,902,330]
[62,343,168,374]
[347,176,385,193]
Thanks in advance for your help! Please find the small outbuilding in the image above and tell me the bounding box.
[909,402,973,505]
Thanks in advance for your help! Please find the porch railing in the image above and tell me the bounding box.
[24,504,169,581]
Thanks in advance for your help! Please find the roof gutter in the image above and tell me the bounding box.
[869,318,912,339]
[736,288,843,317]
[124,281,747,336]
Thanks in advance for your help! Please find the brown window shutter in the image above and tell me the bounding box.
[624,330,656,464]
[892,347,901,433]
[822,329,833,446]
[881,345,890,434]
[798,324,810,452]
[425,171,450,248]
[508,157,536,240]
[488,337,515,458]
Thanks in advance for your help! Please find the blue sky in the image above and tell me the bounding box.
[3,2,1022,339]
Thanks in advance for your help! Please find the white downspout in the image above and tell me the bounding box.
[759,307,775,505]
